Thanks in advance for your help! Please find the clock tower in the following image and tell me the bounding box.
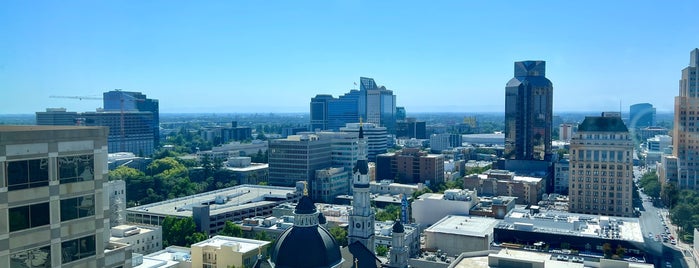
[348,121,375,251]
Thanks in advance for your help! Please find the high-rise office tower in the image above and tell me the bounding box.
[505,61,553,160]
[309,77,396,133]
[103,90,160,147]
[1,125,132,267]
[83,111,156,156]
[629,103,656,129]
[361,77,397,134]
[569,113,634,217]
[340,123,388,162]
[673,48,699,190]
[348,124,375,251]
[309,91,361,131]
[268,134,332,187]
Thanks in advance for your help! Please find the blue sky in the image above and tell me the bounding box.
[1,1,698,114]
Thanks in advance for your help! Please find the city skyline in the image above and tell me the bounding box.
[2,1,699,114]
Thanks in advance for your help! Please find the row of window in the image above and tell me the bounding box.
[573,178,631,184]
[5,155,94,191]
[9,235,96,265]
[9,195,95,232]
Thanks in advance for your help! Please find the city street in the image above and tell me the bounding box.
[635,167,696,268]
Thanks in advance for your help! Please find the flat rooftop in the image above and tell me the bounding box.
[191,236,270,254]
[127,184,298,217]
[425,215,500,237]
[498,208,644,243]
[137,246,191,268]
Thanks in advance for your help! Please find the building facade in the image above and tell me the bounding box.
[505,61,553,161]
[569,113,634,217]
[1,125,132,268]
[376,148,445,185]
[268,134,332,187]
[673,48,699,190]
[629,103,656,129]
[83,111,156,155]
[340,122,388,161]
[396,118,426,139]
[463,170,543,205]
[103,90,160,147]
[36,108,79,126]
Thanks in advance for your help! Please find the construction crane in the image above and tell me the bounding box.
[50,91,145,152]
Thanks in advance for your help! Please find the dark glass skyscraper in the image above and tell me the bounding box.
[505,61,553,160]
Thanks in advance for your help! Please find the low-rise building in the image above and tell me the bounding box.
[133,246,191,268]
[224,157,269,185]
[494,208,646,257]
[370,180,425,196]
[313,167,350,203]
[469,196,516,219]
[463,170,543,205]
[110,224,163,255]
[448,248,654,268]
[190,236,270,268]
[412,189,479,226]
[375,220,421,257]
[126,185,301,235]
[424,215,500,256]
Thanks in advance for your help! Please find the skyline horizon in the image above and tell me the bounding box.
[2,1,698,114]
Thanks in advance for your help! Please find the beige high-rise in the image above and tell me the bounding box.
[673,48,699,189]
[0,126,132,267]
[569,114,634,217]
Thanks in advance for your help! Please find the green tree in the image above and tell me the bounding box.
[375,205,401,222]
[602,243,612,258]
[329,226,348,247]
[376,245,388,256]
[255,231,272,241]
[108,166,144,181]
[162,216,206,247]
[220,221,244,238]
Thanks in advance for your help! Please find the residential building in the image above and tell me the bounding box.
[1,125,132,268]
[376,148,445,185]
[35,107,78,125]
[340,122,388,161]
[505,60,553,160]
[463,170,544,205]
[629,103,656,129]
[673,48,699,190]
[268,133,332,187]
[412,189,479,226]
[126,185,301,235]
[424,215,499,256]
[569,113,634,217]
[190,236,270,268]
[110,224,162,255]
